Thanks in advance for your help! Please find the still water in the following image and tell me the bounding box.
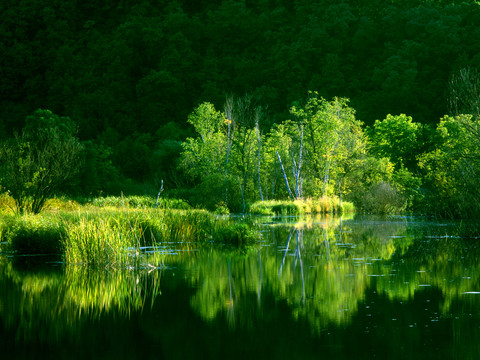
[1,215,480,359]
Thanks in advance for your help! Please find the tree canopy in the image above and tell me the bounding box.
[3,0,480,139]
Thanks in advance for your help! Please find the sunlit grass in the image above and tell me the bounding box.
[249,197,355,216]
[0,197,260,266]
[88,195,190,210]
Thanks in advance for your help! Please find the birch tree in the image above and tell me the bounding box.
[290,93,363,197]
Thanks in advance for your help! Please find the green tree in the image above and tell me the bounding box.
[264,121,297,199]
[78,141,121,195]
[180,102,230,209]
[0,109,83,214]
[368,114,422,170]
[291,93,365,197]
[418,114,480,217]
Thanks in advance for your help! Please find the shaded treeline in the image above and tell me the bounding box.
[4,0,480,133]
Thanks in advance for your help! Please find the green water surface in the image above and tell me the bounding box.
[1,215,479,359]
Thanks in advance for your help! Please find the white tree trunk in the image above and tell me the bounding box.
[277,151,294,199]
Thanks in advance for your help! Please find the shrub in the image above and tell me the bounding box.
[358,182,406,214]
[1,215,65,254]
[0,193,15,213]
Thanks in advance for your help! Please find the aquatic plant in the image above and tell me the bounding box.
[249,197,354,216]
[0,206,260,266]
[62,215,137,266]
[89,195,190,210]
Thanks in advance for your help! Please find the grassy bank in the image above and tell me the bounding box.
[0,196,258,266]
[249,197,355,216]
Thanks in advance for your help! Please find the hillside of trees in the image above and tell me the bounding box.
[1,0,480,217]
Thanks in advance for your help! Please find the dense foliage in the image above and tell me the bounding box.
[0,110,83,214]
[1,0,480,217]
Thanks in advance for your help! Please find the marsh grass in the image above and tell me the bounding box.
[89,195,190,210]
[62,209,259,265]
[249,197,354,216]
[0,201,259,266]
[341,201,356,215]
[63,215,137,266]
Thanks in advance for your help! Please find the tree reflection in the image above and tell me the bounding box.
[0,215,479,349]
[186,216,480,335]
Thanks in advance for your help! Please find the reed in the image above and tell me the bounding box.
[0,205,259,266]
[249,197,355,216]
[89,195,190,210]
[63,216,135,266]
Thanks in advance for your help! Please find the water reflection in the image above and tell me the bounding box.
[1,215,480,359]
[185,216,421,332]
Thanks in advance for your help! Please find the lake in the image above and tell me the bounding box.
[1,215,479,359]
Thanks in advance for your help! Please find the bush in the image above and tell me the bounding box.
[358,182,406,214]
[0,193,15,213]
[1,215,65,254]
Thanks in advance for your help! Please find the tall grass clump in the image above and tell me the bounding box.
[90,195,154,208]
[0,193,15,213]
[89,195,191,210]
[248,200,278,215]
[152,209,257,243]
[44,197,81,212]
[61,208,259,265]
[341,201,356,215]
[62,215,141,266]
[1,204,260,266]
[249,197,355,216]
